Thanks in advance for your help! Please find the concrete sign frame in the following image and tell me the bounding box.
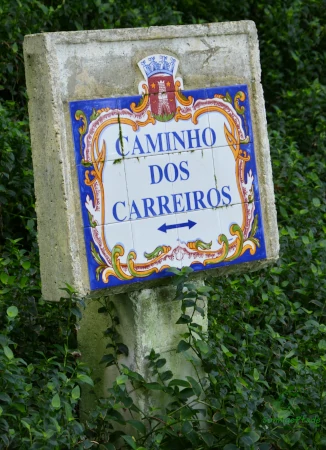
[24,21,279,300]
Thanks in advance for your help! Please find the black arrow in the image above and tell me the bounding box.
[158,220,197,233]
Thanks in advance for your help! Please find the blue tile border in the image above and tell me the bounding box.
[70,85,266,290]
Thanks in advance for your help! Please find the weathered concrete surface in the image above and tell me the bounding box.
[79,283,207,417]
[24,21,279,301]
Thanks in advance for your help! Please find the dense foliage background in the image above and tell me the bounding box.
[0,0,325,448]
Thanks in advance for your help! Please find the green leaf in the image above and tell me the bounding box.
[318,340,326,350]
[13,403,25,413]
[183,299,196,307]
[6,306,18,318]
[21,420,31,430]
[182,421,193,434]
[201,432,217,447]
[221,344,235,357]
[176,314,192,324]
[313,198,321,207]
[253,368,260,382]
[117,343,129,356]
[284,349,296,359]
[197,285,213,294]
[302,235,309,244]
[178,387,194,400]
[186,376,201,397]
[71,385,80,400]
[65,403,73,421]
[21,261,31,270]
[177,340,191,353]
[77,374,94,386]
[156,358,166,368]
[161,370,173,381]
[238,377,249,388]
[223,445,239,450]
[196,340,210,354]
[0,272,8,284]
[122,435,137,449]
[100,354,115,366]
[0,393,11,402]
[195,305,205,317]
[127,420,146,434]
[51,393,61,409]
[116,375,128,385]
[168,379,191,388]
[3,345,14,360]
[240,430,260,446]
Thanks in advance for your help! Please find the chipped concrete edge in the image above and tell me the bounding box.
[24,21,258,44]
[23,34,90,300]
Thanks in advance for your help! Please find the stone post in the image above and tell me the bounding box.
[23,22,279,422]
[78,283,207,417]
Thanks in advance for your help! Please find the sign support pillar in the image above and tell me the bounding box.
[79,281,207,418]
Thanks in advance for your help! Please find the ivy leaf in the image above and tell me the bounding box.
[156,358,166,368]
[65,403,73,421]
[240,430,260,446]
[302,235,310,244]
[201,432,218,447]
[313,198,320,207]
[221,344,235,357]
[253,368,260,381]
[122,435,137,449]
[318,340,326,350]
[161,370,173,382]
[197,340,210,354]
[116,375,128,385]
[3,346,14,360]
[6,306,18,318]
[168,379,191,388]
[176,314,192,324]
[177,340,191,353]
[51,393,61,409]
[127,419,146,434]
[177,387,194,400]
[186,376,201,397]
[100,354,115,366]
[71,385,80,400]
[117,343,129,356]
[0,272,8,284]
[76,374,94,386]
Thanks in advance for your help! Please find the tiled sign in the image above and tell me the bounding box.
[70,54,266,290]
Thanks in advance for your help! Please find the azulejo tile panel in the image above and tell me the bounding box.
[70,53,266,290]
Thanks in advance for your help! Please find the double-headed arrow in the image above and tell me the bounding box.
[158,220,196,233]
